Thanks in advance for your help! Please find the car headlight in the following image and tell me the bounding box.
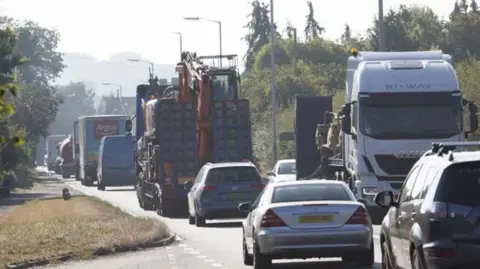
[362,187,378,196]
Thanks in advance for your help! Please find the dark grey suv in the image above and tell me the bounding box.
[375,142,480,269]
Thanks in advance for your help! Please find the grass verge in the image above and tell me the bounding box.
[0,195,171,267]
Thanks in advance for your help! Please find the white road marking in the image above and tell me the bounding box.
[204,259,215,263]
[190,251,200,255]
[197,255,207,259]
[184,247,194,251]
[211,263,223,267]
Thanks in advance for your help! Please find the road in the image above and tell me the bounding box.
[40,167,383,269]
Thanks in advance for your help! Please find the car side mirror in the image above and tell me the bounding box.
[125,119,132,132]
[374,191,394,208]
[238,202,252,212]
[266,171,275,177]
[184,181,193,191]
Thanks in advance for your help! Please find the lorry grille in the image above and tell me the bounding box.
[374,155,419,175]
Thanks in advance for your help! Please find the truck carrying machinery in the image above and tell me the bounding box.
[296,49,478,223]
[58,136,74,179]
[72,121,80,181]
[45,134,67,171]
[127,52,252,217]
[78,115,129,186]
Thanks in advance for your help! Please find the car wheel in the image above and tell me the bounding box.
[195,213,206,227]
[242,233,253,265]
[355,242,374,268]
[188,214,195,225]
[410,246,425,269]
[253,240,271,269]
[382,241,392,269]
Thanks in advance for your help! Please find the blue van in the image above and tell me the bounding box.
[97,135,135,191]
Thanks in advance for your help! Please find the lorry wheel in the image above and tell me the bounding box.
[80,178,85,186]
[97,183,105,191]
[85,180,93,187]
[62,174,69,179]
[157,196,174,217]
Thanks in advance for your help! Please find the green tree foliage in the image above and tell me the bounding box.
[0,17,64,169]
[49,82,96,135]
[304,1,324,40]
[243,1,480,169]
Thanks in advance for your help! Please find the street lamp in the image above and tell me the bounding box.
[378,0,385,51]
[101,82,123,97]
[127,58,154,80]
[270,0,277,164]
[172,32,183,59]
[184,16,222,67]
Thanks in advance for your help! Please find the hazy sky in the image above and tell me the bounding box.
[1,0,456,65]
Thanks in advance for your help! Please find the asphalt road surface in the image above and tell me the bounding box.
[40,167,383,269]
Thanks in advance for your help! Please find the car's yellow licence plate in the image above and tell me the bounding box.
[298,215,334,223]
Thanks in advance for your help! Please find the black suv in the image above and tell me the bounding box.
[375,142,480,269]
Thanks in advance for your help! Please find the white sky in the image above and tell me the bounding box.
[0,0,456,65]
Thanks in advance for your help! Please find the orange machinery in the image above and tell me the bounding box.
[175,52,240,166]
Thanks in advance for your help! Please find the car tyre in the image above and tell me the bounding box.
[188,213,195,225]
[382,241,393,269]
[242,234,253,265]
[355,242,374,268]
[195,213,206,227]
[97,183,105,191]
[410,246,425,269]
[253,241,271,269]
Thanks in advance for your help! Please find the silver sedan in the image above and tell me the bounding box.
[239,180,374,268]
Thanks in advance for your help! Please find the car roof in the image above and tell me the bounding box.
[208,162,256,168]
[276,159,295,164]
[422,151,480,167]
[271,179,347,187]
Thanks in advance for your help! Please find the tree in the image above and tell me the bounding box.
[304,1,325,40]
[0,17,65,85]
[0,26,27,171]
[48,82,96,136]
[243,0,278,71]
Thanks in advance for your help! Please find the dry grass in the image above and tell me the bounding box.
[0,196,169,266]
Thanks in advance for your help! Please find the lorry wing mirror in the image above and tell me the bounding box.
[341,103,351,116]
[341,115,352,134]
[125,119,132,132]
[470,114,478,133]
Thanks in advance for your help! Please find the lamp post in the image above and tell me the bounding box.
[378,0,385,51]
[101,82,123,97]
[127,58,154,80]
[184,16,222,67]
[172,32,183,59]
[270,0,277,164]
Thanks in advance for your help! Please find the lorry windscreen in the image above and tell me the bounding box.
[359,104,462,139]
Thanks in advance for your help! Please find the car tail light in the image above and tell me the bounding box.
[202,185,218,191]
[250,184,264,190]
[260,209,286,228]
[426,248,454,258]
[345,206,369,225]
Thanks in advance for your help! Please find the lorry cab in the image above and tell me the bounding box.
[340,51,478,209]
[97,135,136,191]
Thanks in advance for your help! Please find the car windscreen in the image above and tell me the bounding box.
[272,183,352,203]
[205,167,262,184]
[278,162,296,175]
[435,161,480,207]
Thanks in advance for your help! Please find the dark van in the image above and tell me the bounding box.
[97,135,135,191]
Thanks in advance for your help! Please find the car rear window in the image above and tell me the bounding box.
[272,183,352,203]
[435,161,480,207]
[278,162,296,175]
[205,167,262,184]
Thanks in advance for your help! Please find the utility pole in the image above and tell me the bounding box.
[270,0,277,164]
[378,0,385,51]
[292,27,297,74]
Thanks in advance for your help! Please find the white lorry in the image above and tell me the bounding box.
[309,50,478,223]
[45,134,67,171]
